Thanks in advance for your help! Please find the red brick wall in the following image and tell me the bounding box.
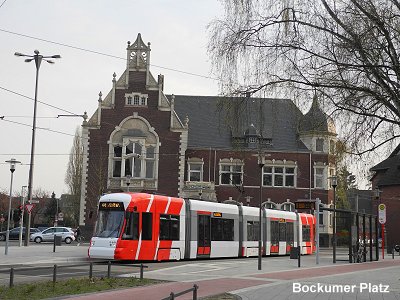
[84,70,181,228]
[185,149,329,206]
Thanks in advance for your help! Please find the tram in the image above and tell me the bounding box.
[88,193,315,261]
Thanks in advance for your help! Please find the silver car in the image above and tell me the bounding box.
[30,227,75,244]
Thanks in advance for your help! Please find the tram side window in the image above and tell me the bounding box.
[286,222,294,243]
[271,221,279,244]
[211,218,234,241]
[122,212,139,240]
[159,214,180,240]
[247,221,259,241]
[302,225,311,241]
[142,212,153,240]
[279,222,286,242]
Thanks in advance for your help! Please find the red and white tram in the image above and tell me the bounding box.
[88,193,315,261]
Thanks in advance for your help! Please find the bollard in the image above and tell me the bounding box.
[89,262,93,279]
[393,247,395,259]
[193,284,198,300]
[140,263,144,280]
[53,264,57,285]
[169,292,175,300]
[9,267,14,288]
[107,261,111,278]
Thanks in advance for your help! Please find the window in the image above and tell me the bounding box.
[112,139,156,180]
[122,212,139,240]
[279,222,286,241]
[142,212,152,240]
[247,221,259,241]
[314,167,325,189]
[319,210,324,225]
[263,164,296,187]
[125,93,148,106]
[220,164,243,185]
[211,218,234,241]
[188,162,203,182]
[286,222,294,243]
[302,225,311,241]
[159,214,180,240]
[271,221,279,244]
[329,140,335,154]
[316,138,324,152]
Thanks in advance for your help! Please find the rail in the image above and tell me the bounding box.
[0,261,148,288]
[161,284,199,300]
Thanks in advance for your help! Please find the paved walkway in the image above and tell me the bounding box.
[1,244,399,299]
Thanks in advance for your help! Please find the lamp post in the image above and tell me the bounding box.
[15,50,61,246]
[5,158,21,255]
[52,192,58,227]
[331,175,337,263]
[18,185,27,247]
[126,175,131,192]
[258,154,265,270]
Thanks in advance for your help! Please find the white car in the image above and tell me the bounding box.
[30,227,75,244]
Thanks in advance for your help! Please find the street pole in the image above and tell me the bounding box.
[18,186,27,247]
[5,158,21,255]
[316,198,320,264]
[15,50,60,246]
[258,155,264,271]
[331,176,337,263]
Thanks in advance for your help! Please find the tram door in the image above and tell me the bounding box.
[197,214,211,257]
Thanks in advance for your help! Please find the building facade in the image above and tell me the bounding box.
[370,144,400,251]
[80,34,338,239]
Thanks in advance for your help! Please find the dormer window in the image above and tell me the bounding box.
[125,93,148,106]
[316,138,324,152]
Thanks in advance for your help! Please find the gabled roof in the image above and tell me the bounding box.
[172,95,309,152]
[370,144,400,186]
[299,94,336,135]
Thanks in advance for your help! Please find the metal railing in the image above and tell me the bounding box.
[2,261,148,288]
[161,284,199,300]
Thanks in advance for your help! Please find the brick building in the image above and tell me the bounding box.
[80,34,338,237]
[370,144,400,251]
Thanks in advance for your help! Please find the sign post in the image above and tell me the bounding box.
[378,204,386,259]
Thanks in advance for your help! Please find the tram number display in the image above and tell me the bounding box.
[99,202,124,210]
[295,202,315,210]
[213,212,222,217]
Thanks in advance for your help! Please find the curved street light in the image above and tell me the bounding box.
[15,50,61,246]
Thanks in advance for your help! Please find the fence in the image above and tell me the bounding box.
[161,284,199,300]
[2,261,148,288]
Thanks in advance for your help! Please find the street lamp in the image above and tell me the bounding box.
[126,175,131,192]
[258,154,265,270]
[15,50,61,246]
[331,175,338,263]
[52,192,58,227]
[5,158,21,255]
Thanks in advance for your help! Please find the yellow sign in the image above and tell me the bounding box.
[213,212,222,217]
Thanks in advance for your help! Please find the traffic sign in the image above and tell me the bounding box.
[25,204,35,214]
[378,203,386,224]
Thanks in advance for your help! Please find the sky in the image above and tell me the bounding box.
[0,0,222,198]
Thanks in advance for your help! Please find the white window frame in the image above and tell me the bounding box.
[125,93,148,106]
[316,138,324,152]
[314,166,326,189]
[262,162,297,188]
[219,160,243,186]
[187,162,203,182]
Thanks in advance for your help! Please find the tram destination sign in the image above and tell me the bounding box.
[99,202,124,211]
[295,200,315,210]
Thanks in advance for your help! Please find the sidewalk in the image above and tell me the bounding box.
[68,254,400,300]
[0,243,89,267]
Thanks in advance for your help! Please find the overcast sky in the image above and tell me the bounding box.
[0,0,222,198]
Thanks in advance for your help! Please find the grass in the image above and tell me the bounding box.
[0,277,163,300]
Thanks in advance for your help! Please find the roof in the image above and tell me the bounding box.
[299,95,336,135]
[370,145,400,186]
[172,95,309,152]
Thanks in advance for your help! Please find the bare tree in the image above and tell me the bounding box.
[209,0,400,155]
[65,127,83,225]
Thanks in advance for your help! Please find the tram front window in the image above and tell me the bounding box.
[94,210,124,238]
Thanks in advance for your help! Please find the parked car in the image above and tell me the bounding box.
[30,227,75,244]
[0,227,40,241]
